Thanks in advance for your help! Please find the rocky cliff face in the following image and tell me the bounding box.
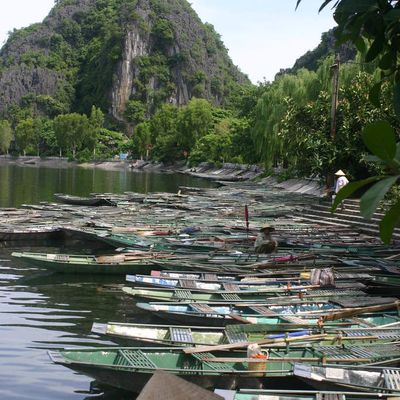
[111,27,149,119]
[0,0,249,121]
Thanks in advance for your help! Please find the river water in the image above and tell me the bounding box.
[0,164,216,399]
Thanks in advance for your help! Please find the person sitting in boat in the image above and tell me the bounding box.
[254,225,278,254]
[332,169,349,210]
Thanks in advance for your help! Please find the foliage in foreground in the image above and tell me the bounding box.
[296,0,400,243]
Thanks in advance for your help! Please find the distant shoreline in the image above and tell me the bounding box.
[0,156,148,171]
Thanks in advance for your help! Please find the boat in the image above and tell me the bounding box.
[11,251,177,274]
[48,343,400,393]
[127,274,319,291]
[147,269,374,284]
[122,285,367,303]
[91,321,400,347]
[293,363,400,393]
[91,322,227,346]
[126,273,366,292]
[215,388,400,399]
[135,300,400,326]
[54,193,117,206]
[134,301,339,326]
[0,224,63,241]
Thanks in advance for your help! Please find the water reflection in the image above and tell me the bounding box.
[0,165,216,398]
[0,164,216,208]
[0,244,140,399]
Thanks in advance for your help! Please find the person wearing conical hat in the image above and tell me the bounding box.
[254,224,278,254]
[333,169,349,210]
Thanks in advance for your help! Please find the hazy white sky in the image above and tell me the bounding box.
[0,0,336,82]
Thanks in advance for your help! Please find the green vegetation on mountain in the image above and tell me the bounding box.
[0,0,251,161]
[279,28,356,76]
[0,0,248,121]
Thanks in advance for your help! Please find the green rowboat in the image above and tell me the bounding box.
[122,285,366,303]
[11,251,176,274]
[49,344,400,393]
[92,321,400,348]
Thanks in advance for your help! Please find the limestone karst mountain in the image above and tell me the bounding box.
[0,0,249,122]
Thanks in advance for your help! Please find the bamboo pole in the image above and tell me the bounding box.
[321,301,400,322]
[202,357,371,363]
[183,334,327,354]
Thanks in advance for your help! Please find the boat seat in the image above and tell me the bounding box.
[316,344,400,362]
[350,317,376,327]
[169,327,194,343]
[249,306,278,317]
[221,293,242,301]
[115,349,156,369]
[384,369,400,391]
[189,303,217,314]
[310,289,365,297]
[280,315,306,324]
[203,273,218,281]
[222,282,239,291]
[316,394,345,400]
[346,329,400,340]
[47,254,69,262]
[191,352,235,372]
[251,305,305,324]
[173,289,193,300]
[179,279,197,289]
[225,329,247,343]
[333,296,398,308]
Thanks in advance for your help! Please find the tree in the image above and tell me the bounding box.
[39,119,58,156]
[89,106,105,158]
[134,122,152,160]
[15,118,41,156]
[177,98,213,153]
[189,118,233,165]
[252,69,322,169]
[296,0,400,243]
[150,104,180,162]
[89,105,104,129]
[53,113,90,158]
[123,100,147,125]
[94,128,126,159]
[0,120,13,154]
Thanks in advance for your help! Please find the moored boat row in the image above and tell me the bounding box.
[6,184,400,397]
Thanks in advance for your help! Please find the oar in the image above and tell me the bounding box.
[183,333,327,354]
[321,301,400,322]
[226,312,252,324]
[201,356,371,364]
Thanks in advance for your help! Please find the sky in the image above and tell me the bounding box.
[0,0,336,83]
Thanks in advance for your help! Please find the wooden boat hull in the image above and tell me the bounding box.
[49,344,400,393]
[91,322,226,347]
[220,388,399,399]
[91,321,399,348]
[55,364,294,393]
[134,302,333,327]
[122,286,366,303]
[48,348,300,393]
[54,193,116,206]
[11,252,156,275]
[0,227,63,241]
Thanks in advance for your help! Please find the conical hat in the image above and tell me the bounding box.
[260,224,275,231]
[335,169,346,176]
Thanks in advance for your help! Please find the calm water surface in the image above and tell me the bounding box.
[0,164,216,399]
[0,163,216,208]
